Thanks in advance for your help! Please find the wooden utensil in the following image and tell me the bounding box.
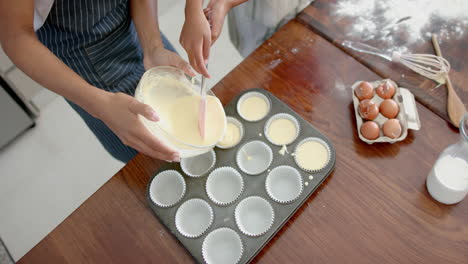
[432,35,467,128]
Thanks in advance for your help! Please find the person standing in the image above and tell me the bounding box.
[0,0,247,163]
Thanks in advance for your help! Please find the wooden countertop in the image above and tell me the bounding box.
[19,17,467,264]
[296,0,468,124]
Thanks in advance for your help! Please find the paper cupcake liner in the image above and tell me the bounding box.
[234,196,275,237]
[175,198,214,238]
[236,140,273,175]
[216,117,245,149]
[206,167,244,206]
[293,137,332,173]
[202,228,243,264]
[149,170,186,208]
[180,149,216,177]
[264,113,301,146]
[236,91,271,122]
[265,166,303,204]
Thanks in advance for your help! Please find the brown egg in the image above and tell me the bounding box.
[383,119,402,139]
[360,121,380,140]
[376,80,396,99]
[379,99,400,118]
[358,99,379,120]
[355,81,375,101]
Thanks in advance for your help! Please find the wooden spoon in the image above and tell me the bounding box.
[432,35,467,128]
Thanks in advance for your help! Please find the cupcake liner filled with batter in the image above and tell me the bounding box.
[236,92,271,122]
[293,137,331,173]
[216,117,245,149]
[264,113,301,146]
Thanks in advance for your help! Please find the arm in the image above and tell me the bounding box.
[130,0,195,75]
[0,0,180,161]
[180,0,248,77]
[204,0,249,42]
[180,0,211,78]
[0,0,106,117]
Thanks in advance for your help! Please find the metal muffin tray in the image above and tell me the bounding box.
[146,88,336,263]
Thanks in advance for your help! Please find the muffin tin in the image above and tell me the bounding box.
[352,79,421,144]
[146,88,336,263]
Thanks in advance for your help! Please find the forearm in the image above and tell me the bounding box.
[185,0,204,15]
[130,0,163,54]
[226,0,249,9]
[1,31,108,118]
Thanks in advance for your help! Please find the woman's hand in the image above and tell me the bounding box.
[203,0,232,44]
[96,92,180,162]
[143,46,196,76]
[180,3,211,78]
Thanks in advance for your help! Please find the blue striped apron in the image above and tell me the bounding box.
[36,0,176,163]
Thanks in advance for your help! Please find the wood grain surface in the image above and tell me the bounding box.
[297,0,468,124]
[19,19,467,264]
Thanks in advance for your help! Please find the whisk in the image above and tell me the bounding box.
[342,40,451,84]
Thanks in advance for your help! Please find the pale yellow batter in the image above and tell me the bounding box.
[295,140,329,171]
[142,76,226,147]
[218,122,241,148]
[267,118,297,145]
[169,95,225,146]
[239,96,269,121]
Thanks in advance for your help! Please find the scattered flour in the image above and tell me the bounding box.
[267,58,282,69]
[334,0,468,53]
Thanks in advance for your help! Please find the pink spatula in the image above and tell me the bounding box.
[198,63,208,139]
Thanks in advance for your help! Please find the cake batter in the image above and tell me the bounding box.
[142,76,226,147]
[267,118,297,145]
[169,95,226,146]
[218,122,241,148]
[295,140,329,171]
[239,96,269,121]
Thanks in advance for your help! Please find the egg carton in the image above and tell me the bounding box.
[352,79,421,144]
[146,88,336,264]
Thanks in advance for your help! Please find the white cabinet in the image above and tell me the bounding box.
[0,85,34,149]
[0,46,13,76]
[0,46,51,116]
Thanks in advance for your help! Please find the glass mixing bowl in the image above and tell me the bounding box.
[134,66,226,158]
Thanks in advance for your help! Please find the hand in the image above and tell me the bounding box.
[97,92,180,162]
[180,5,211,78]
[204,0,231,44]
[143,46,196,76]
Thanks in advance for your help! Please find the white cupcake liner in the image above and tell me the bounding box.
[216,117,245,149]
[206,167,244,206]
[293,137,331,173]
[149,170,186,208]
[236,92,271,122]
[264,113,301,146]
[236,140,273,175]
[180,149,216,177]
[265,166,303,204]
[175,198,214,238]
[202,228,243,264]
[234,196,275,237]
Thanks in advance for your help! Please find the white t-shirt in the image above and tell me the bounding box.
[33,0,54,31]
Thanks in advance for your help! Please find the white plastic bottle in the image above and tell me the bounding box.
[426,114,468,205]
